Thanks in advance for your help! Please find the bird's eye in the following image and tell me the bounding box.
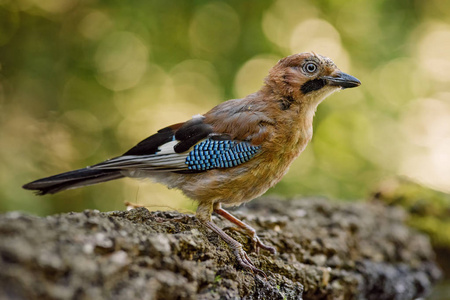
[303,62,318,74]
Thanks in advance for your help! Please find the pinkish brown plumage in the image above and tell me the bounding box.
[23,52,361,276]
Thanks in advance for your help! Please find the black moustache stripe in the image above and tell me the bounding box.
[300,79,326,94]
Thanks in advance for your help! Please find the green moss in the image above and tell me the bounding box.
[374,178,450,249]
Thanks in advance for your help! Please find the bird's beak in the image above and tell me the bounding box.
[322,72,361,89]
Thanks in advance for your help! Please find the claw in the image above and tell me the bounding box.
[253,235,277,255]
[223,225,277,255]
[233,246,267,279]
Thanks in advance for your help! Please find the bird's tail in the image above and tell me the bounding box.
[22,168,124,195]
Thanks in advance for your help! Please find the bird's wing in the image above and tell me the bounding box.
[203,97,275,144]
[90,115,263,173]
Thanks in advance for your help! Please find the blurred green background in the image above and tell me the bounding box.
[0,0,449,217]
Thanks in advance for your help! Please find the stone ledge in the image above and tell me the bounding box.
[0,197,441,299]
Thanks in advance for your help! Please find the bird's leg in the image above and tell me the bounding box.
[214,206,277,255]
[196,203,266,277]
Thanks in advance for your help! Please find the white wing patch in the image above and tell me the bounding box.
[156,140,178,155]
[91,139,189,171]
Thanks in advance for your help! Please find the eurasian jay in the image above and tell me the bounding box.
[23,52,361,276]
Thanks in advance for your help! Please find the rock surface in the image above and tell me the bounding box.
[0,197,441,299]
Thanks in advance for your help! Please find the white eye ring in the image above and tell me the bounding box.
[303,62,318,74]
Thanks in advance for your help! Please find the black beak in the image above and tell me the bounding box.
[323,72,361,89]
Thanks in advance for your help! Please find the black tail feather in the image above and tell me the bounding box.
[22,168,124,195]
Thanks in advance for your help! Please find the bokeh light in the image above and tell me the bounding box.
[78,10,113,40]
[189,2,240,57]
[233,55,278,98]
[29,0,78,14]
[95,31,149,91]
[400,95,450,193]
[262,0,318,52]
[290,19,349,70]
[417,22,450,82]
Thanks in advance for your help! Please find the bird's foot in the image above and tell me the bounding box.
[223,226,277,255]
[251,233,277,255]
[205,220,267,278]
[232,244,267,278]
[214,207,277,255]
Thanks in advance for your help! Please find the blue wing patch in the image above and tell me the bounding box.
[185,139,261,171]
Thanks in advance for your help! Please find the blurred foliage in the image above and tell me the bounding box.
[1,0,450,216]
[374,178,450,249]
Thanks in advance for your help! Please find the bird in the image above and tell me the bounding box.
[23,52,361,276]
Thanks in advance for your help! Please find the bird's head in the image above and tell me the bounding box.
[265,52,360,107]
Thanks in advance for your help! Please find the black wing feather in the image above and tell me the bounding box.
[122,117,214,156]
[174,117,213,153]
[122,124,181,156]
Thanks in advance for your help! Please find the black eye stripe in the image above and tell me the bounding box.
[300,79,326,94]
